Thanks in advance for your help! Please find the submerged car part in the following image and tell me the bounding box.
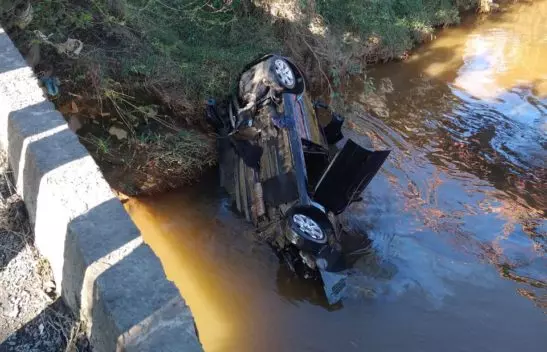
[313,140,391,215]
[206,54,390,305]
[292,214,325,242]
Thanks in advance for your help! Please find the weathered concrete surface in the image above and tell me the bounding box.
[0,27,202,351]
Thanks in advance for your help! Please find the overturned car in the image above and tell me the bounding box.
[206,55,390,299]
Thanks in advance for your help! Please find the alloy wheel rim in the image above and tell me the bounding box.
[293,214,324,241]
[274,59,295,88]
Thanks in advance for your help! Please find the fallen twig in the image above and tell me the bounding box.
[301,35,334,96]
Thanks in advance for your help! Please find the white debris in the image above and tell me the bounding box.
[34,30,84,58]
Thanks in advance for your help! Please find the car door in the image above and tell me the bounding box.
[312,139,390,215]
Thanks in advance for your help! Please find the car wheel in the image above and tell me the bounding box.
[273,58,296,89]
[292,213,326,243]
[287,205,333,252]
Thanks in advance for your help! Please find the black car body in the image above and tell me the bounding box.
[206,54,390,290]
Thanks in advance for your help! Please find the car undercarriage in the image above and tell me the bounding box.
[206,54,390,303]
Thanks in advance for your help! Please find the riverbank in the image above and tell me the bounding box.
[0,0,510,195]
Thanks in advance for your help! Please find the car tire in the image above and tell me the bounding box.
[287,205,334,253]
[272,58,296,89]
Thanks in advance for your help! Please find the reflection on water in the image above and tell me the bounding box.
[347,0,546,313]
[125,2,546,351]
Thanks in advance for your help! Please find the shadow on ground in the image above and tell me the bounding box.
[1,299,90,352]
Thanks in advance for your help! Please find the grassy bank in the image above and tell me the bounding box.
[314,0,479,59]
[1,0,490,195]
[26,0,282,114]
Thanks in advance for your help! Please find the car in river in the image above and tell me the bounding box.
[206,54,390,301]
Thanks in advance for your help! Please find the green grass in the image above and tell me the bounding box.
[313,0,479,59]
[119,0,282,98]
[4,0,487,194]
[25,0,483,100]
[28,0,281,101]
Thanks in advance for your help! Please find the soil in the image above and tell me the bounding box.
[35,44,216,197]
[1,3,217,197]
[0,152,91,352]
[0,1,503,197]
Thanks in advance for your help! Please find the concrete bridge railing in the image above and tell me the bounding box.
[0,27,202,351]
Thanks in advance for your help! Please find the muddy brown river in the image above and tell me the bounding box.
[124,2,546,351]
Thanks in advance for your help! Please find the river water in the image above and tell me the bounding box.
[124,2,546,351]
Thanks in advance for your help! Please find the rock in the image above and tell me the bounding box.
[5,304,19,318]
[68,116,83,133]
[109,126,128,140]
[379,77,394,94]
[25,42,41,68]
[44,280,56,294]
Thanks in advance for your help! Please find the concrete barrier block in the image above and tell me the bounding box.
[0,27,202,351]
